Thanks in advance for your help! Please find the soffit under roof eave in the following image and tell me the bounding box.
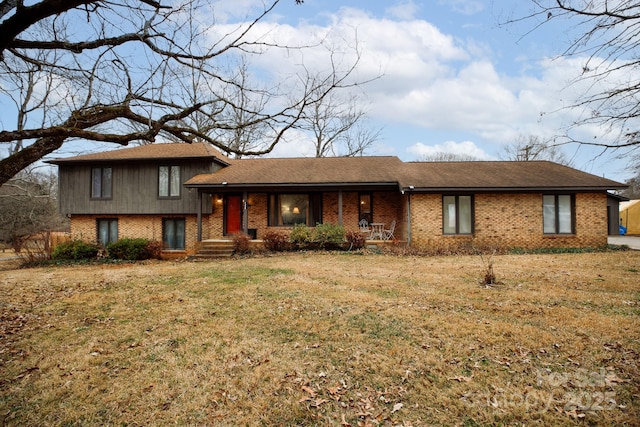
[184,182,401,191]
[47,156,230,166]
[401,186,628,193]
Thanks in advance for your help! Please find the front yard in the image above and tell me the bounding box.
[1,251,639,425]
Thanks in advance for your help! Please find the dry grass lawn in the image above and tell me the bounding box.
[1,251,639,426]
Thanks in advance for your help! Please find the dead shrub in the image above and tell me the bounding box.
[233,233,251,254]
[262,230,290,252]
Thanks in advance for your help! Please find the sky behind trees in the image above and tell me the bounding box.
[2,0,636,181]
[255,0,636,181]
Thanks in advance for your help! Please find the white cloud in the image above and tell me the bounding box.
[203,3,638,173]
[406,140,491,159]
[385,1,420,20]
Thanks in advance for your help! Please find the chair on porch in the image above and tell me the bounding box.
[359,219,370,237]
[383,220,396,240]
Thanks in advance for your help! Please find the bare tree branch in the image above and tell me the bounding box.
[0,0,365,185]
[504,1,640,150]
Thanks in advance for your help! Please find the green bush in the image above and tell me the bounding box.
[262,230,290,252]
[290,223,313,248]
[312,223,345,249]
[106,238,160,260]
[52,240,100,260]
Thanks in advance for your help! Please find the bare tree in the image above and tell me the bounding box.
[0,168,67,251]
[507,1,640,151]
[418,152,479,162]
[0,0,359,186]
[500,134,572,165]
[299,88,381,158]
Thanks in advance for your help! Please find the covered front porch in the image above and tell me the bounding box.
[191,187,408,245]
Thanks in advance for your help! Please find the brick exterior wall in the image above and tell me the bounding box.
[70,214,201,256]
[70,191,608,253]
[204,191,406,240]
[409,192,608,250]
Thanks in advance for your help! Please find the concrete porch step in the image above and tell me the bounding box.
[193,240,235,258]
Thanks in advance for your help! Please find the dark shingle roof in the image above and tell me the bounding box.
[185,156,405,187]
[399,161,625,191]
[186,158,625,191]
[47,142,626,191]
[47,142,230,165]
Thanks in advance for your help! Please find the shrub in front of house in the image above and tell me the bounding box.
[233,233,251,254]
[262,230,290,252]
[345,230,367,250]
[290,223,313,248]
[106,238,161,260]
[311,223,345,249]
[51,240,100,260]
[289,223,346,250]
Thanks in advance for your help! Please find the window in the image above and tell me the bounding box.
[359,193,372,224]
[543,195,574,234]
[91,167,112,198]
[97,218,118,246]
[443,195,473,234]
[159,166,181,198]
[163,218,185,250]
[268,193,322,226]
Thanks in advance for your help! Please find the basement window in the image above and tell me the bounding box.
[163,218,185,250]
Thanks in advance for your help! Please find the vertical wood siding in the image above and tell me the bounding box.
[58,160,219,215]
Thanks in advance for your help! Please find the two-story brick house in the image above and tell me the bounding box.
[48,142,626,256]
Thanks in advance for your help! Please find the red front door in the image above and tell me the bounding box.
[225,195,243,235]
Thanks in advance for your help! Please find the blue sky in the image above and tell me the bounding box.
[243,0,632,181]
[2,0,634,182]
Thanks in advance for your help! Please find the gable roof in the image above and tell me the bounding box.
[46,142,230,166]
[185,156,405,190]
[399,161,626,192]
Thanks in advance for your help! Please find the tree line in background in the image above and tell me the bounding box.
[0,168,67,251]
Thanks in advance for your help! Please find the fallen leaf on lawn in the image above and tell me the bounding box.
[301,385,316,397]
[448,374,473,382]
[311,398,328,407]
[391,402,403,413]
